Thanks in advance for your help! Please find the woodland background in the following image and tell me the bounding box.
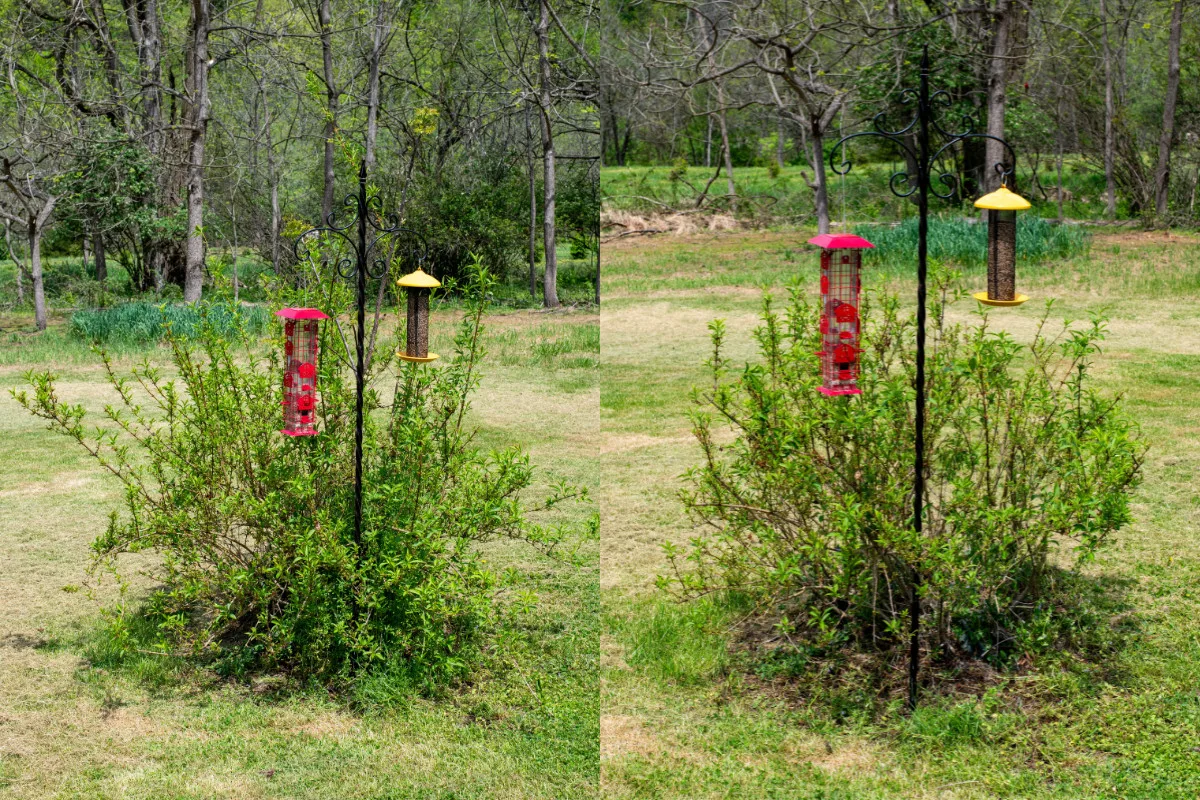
[0,0,600,331]
[597,0,1198,234]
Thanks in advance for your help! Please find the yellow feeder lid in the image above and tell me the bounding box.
[974,185,1031,211]
[972,291,1030,307]
[396,351,439,364]
[395,268,441,289]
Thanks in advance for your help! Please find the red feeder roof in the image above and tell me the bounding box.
[807,233,874,250]
[275,307,330,320]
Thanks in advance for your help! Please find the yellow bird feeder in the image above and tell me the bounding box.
[395,267,440,362]
[973,183,1031,307]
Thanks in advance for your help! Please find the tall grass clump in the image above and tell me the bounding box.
[70,301,270,344]
[855,216,1089,272]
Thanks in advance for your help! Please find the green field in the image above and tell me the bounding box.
[600,227,1200,798]
[0,306,600,798]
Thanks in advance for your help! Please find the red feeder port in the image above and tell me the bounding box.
[808,234,873,396]
[276,308,329,436]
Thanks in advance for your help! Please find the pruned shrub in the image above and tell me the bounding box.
[664,271,1143,677]
[16,263,581,686]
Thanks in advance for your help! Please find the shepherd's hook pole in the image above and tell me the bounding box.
[908,46,931,712]
[352,161,368,641]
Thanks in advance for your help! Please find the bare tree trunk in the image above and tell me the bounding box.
[705,105,713,168]
[1154,0,1183,220]
[28,198,56,331]
[715,80,736,209]
[364,0,388,173]
[143,0,164,154]
[82,236,91,274]
[776,116,785,169]
[525,99,538,299]
[258,81,281,272]
[270,173,280,271]
[4,219,23,304]
[94,233,107,284]
[1056,126,1065,223]
[320,0,336,222]
[537,0,559,308]
[184,0,210,303]
[231,207,239,303]
[985,0,1012,194]
[1100,0,1117,219]
[808,122,830,234]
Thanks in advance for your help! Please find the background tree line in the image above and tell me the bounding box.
[0,0,600,331]
[598,0,1196,233]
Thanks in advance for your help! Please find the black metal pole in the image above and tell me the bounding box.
[292,164,431,665]
[826,44,1021,713]
[908,46,931,712]
[353,161,368,632]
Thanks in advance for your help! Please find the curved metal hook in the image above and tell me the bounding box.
[928,133,1018,188]
[365,225,431,268]
[930,171,960,201]
[293,225,360,272]
[323,194,362,232]
[928,91,975,139]
[293,228,322,265]
[889,171,918,198]
[829,130,918,179]
[364,195,404,234]
[364,257,389,280]
[872,88,919,136]
[334,256,357,280]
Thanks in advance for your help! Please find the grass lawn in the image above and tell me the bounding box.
[600,226,1200,798]
[0,304,599,799]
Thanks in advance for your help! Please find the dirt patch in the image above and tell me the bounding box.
[600,714,668,761]
[810,741,881,776]
[602,210,746,240]
[1091,229,1200,246]
[600,433,693,456]
[0,476,94,499]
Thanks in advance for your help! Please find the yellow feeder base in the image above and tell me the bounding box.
[396,352,440,363]
[972,291,1029,307]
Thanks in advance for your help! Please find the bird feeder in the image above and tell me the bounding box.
[973,183,1031,306]
[276,307,329,436]
[395,267,440,363]
[809,233,874,396]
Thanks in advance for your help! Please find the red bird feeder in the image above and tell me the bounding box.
[276,307,329,436]
[809,233,874,396]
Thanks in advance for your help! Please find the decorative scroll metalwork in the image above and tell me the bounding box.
[830,75,1019,203]
[292,195,428,283]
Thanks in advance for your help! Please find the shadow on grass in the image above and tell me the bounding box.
[67,601,483,713]
[613,568,1141,736]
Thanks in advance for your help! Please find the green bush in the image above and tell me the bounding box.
[16,264,581,686]
[855,215,1090,271]
[402,156,529,285]
[69,301,270,344]
[663,272,1143,676]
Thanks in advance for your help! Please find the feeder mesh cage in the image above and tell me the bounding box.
[819,249,862,396]
[987,209,1017,301]
[406,289,430,358]
[282,319,320,436]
